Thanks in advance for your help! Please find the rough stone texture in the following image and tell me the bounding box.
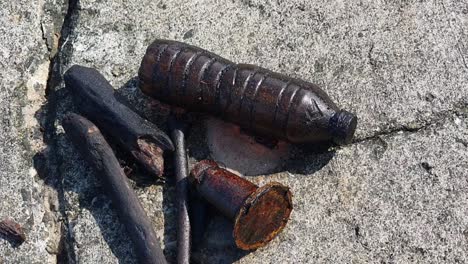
[1,0,468,263]
[195,118,468,263]
[0,1,66,263]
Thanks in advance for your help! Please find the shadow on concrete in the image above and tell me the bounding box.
[205,128,335,176]
[0,230,25,249]
[286,143,336,175]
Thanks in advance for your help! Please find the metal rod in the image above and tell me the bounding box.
[169,117,191,264]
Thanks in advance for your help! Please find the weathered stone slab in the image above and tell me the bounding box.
[50,0,468,263]
[0,0,66,263]
[196,116,468,263]
[2,0,467,263]
[70,0,468,139]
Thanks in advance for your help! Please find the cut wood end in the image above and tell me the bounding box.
[133,137,165,178]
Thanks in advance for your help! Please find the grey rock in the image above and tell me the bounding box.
[0,0,66,263]
[246,118,468,263]
[1,0,468,263]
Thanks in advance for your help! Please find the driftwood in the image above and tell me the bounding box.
[0,219,26,245]
[64,65,174,178]
[63,113,167,264]
[169,117,191,264]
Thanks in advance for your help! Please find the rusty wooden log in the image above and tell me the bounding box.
[65,65,174,179]
[63,113,167,264]
[189,160,293,250]
[139,39,357,145]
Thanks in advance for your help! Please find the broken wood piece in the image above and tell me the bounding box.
[169,116,191,264]
[0,219,26,245]
[64,65,174,179]
[63,113,167,264]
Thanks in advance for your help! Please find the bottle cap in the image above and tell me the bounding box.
[329,110,357,145]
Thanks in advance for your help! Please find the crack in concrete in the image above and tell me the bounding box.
[456,43,468,70]
[353,122,433,144]
[350,103,467,146]
[42,0,80,263]
[40,22,50,52]
[367,42,377,70]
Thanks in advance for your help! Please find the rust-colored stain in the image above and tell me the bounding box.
[139,39,357,145]
[135,138,164,177]
[189,160,292,250]
[234,182,292,250]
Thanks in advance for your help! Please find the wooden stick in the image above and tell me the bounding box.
[169,117,191,264]
[63,113,167,264]
[64,65,174,179]
[0,219,26,245]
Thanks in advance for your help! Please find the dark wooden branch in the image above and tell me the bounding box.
[63,113,167,264]
[64,65,174,179]
[0,219,26,246]
[169,117,190,264]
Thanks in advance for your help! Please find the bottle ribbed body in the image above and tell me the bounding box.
[139,39,356,144]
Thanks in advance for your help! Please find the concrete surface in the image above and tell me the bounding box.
[0,0,66,263]
[1,0,467,263]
